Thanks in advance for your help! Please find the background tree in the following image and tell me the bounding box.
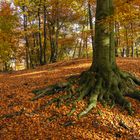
[0,0,20,71]
[1,0,139,71]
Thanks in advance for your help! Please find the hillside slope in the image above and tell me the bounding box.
[0,58,140,140]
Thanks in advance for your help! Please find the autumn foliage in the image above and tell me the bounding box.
[0,0,140,139]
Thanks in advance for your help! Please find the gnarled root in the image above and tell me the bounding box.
[125,90,140,101]
[31,68,140,117]
[78,77,102,118]
[31,82,71,101]
[75,69,140,118]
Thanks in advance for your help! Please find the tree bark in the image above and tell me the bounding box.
[43,5,47,64]
[49,26,58,63]
[130,22,134,57]
[73,40,79,58]
[22,6,30,69]
[114,21,120,57]
[88,2,94,59]
[78,25,85,58]
[77,0,139,117]
[38,5,43,65]
[124,25,129,57]
[49,0,59,63]
[91,0,115,71]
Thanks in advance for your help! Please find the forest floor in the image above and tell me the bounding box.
[0,58,140,140]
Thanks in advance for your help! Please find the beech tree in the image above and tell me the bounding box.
[32,0,140,117]
[78,0,140,117]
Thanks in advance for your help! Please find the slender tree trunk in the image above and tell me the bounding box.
[38,6,43,65]
[32,33,36,67]
[73,40,79,58]
[49,0,59,63]
[85,14,89,59]
[4,62,8,71]
[122,48,126,57]
[78,28,84,58]
[35,33,40,65]
[136,47,139,57]
[124,25,129,57]
[43,5,47,64]
[22,6,30,69]
[130,22,134,57]
[85,36,89,58]
[49,26,59,63]
[114,21,120,57]
[50,26,57,63]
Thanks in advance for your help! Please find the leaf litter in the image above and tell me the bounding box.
[0,58,140,140]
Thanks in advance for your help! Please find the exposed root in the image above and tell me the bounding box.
[33,93,74,113]
[0,109,24,120]
[31,69,140,117]
[125,90,140,101]
[119,70,140,86]
[78,77,102,118]
[67,103,76,116]
[76,69,140,117]
[31,82,70,101]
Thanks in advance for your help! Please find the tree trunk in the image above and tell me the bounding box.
[43,5,47,64]
[35,33,40,65]
[91,0,115,70]
[73,40,79,58]
[124,25,129,57]
[22,6,30,69]
[114,21,120,57]
[78,25,85,58]
[49,26,57,63]
[130,22,134,57]
[122,48,126,57]
[49,0,59,63]
[136,45,139,57]
[85,36,89,58]
[38,5,43,65]
[77,0,139,117]
[88,2,94,59]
